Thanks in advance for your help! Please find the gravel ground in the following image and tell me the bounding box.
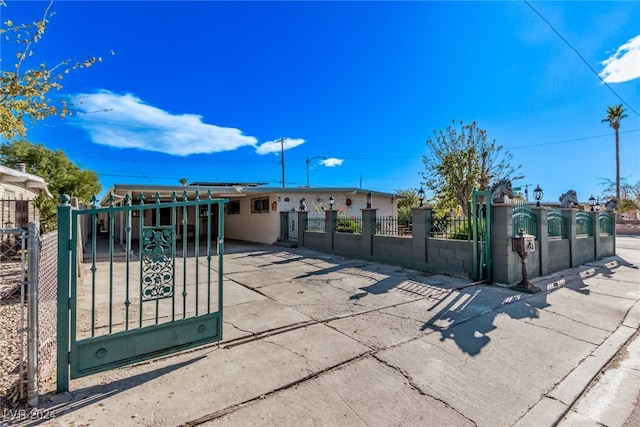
[0,281,27,408]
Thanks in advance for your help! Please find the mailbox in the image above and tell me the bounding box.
[512,231,535,253]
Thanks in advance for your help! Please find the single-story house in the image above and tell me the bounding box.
[100,183,400,245]
[0,163,53,230]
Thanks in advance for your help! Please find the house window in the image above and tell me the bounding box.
[251,197,270,213]
[227,200,240,214]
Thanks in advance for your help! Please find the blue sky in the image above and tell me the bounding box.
[1,1,639,205]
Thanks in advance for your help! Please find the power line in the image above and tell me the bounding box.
[523,0,640,117]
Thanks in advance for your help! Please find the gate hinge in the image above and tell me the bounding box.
[68,352,72,364]
[68,239,74,251]
[68,297,72,308]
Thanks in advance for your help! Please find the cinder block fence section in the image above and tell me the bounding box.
[284,205,615,286]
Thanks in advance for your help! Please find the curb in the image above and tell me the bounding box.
[514,262,640,427]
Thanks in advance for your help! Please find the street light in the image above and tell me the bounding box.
[588,195,596,211]
[533,185,543,207]
[417,187,425,207]
[305,156,328,187]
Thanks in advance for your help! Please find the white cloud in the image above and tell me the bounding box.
[74,91,258,156]
[599,34,640,83]
[321,158,343,167]
[255,138,305,155]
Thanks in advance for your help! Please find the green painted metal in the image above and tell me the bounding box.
[548,209,567,239]
[512,202,537,238]
[471,190,491,282]
[57,192,227,391]
[576,212,593,236]
[599,213,614,235]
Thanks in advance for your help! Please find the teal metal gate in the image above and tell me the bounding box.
[471,190,491,282]
[57,191,227,392]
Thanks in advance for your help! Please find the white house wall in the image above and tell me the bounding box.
[225,191,399,245]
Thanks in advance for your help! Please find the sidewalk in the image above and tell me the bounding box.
[22,237,640,426]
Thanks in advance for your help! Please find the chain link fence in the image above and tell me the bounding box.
[38,231,58,389]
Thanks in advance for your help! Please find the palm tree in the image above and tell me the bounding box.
[601,104,627,209]
[179,177,188,186]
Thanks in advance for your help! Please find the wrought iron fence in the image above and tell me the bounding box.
[547,209,567,239]
[576,212,593,236]
[337,216,362,233]
[599,213,613,235]
[375,216,411,236]
[429,216,471,240]
[513,202,537,237]
[305,217,325,232]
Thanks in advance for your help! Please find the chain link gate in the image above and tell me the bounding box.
[57,192,227,392]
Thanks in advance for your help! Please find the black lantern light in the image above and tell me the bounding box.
[595,197,600,212]
[418,187,425,207]
[329,196,334,210]
[533,185,543,207]
[366,191,372,209]
[588,195,596,211]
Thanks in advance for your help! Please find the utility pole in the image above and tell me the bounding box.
[277,137,286,188]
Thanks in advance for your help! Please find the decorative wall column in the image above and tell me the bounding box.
[324,209,338,251]
[297,210,307,246]
[562,209,578,267]
[411,207,430,266]
[590,211,601,260]
[490,204,519,284]
[361,208,377,257]
[534,207,549,275]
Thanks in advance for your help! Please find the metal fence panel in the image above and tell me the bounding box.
[548,209,567,239]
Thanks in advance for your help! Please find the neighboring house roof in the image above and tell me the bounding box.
[101,183,401,206]
[0,164,53,198]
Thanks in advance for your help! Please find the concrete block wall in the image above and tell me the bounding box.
[296,205,616,286]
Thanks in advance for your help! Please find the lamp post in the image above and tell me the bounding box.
[588,195,596,211]
[533,185,543,207]
[595,197,600,212]
[329,196,334,210]
[305,156,328,187]
[418,187,425,207]
[366,191,372,209]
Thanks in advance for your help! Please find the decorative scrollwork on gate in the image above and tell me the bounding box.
[141,227,174,300]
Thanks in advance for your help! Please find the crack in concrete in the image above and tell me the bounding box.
[372,354,478,427]
[539,308,614,333]
[521,320,602,346]
[263,338,314,375]
[222,320,255,335]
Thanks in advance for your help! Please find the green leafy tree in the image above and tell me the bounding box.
[396,188,422,219]
[0,140,101,231]
[601,104,627,207]
[423,120,522,216]
[0,1,104,140]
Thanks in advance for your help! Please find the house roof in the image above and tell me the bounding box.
[101,183,401,206]
[0,164,53,198]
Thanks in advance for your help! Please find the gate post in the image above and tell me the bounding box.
[57,195,72,392]
[27,222,40,406]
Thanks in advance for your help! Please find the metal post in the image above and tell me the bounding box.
[57,195,72,392]
[27,222,40,406]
